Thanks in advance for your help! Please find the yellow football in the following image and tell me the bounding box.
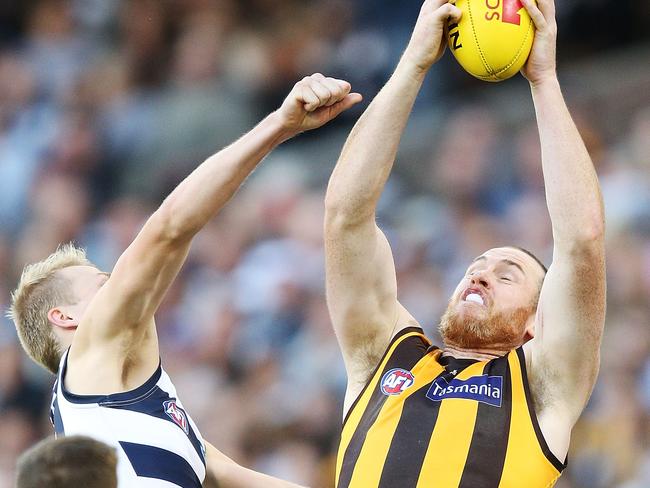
[447,0,535,82]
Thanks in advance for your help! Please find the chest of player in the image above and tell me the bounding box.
[377,355,506,415]
[52,356,207,487]
[372,352,512,436]
[336,332,564,488]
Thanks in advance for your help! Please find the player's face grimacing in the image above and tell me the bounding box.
[438,247,545,351]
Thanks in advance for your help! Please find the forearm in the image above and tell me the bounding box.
[325,59,426,222]
[531,78,605,246]
[215,465,307,488]
[207,448,307,488]
[84,75,358,344]
[159,112,291,239]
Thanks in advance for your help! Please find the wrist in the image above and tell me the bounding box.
[266,110,300,145]
[397,50,431,83]
[529,73,560,92]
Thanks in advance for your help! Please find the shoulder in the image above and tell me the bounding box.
[359,326,431,384]
[343,305,423,387]
[343,326,431,418]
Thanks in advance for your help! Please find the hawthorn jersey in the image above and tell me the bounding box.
[50,350,206,487]
[336,328,566,488]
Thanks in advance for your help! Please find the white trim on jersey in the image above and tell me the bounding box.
[51,350,207,488]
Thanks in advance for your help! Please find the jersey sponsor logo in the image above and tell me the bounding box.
[380,368,416,396]
[163,400,189,434]
[426,375,503,407]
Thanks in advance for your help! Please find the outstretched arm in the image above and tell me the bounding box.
[324,0,461,401]
[73,75,361,379]
[204,442,307,488]
[521,0,606,429]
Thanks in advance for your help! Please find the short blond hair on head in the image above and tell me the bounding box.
[7,243,92,374]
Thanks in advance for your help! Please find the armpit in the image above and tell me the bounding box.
[528,351,563,416]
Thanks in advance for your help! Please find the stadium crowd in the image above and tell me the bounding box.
[0,1,648,486]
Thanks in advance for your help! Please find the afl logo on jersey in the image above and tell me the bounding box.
[380,368,415,396]
[164,400,189,435]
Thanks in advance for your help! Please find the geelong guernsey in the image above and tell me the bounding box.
[336,327,566,488]
[50,350,206,487]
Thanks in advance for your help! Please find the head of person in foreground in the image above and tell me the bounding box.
[16,435,118,488]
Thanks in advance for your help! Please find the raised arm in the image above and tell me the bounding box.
[324,1,461,395]
[521,0,606,428]
[72,75,361,377]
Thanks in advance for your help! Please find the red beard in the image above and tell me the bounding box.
[438,301,535,350]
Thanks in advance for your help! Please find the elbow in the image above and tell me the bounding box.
[556,213,605,252]
[324,205,351,234]
[578,193,607,243]
[580,210,606,243]
[574,224,605,250]
[324,188,350,220]
[323,196,347,226]
[153,197,198,244]
[324,181,378,230]
[324,199,374,232]
[555,227,605,266]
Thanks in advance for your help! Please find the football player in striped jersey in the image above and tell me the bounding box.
[324,1,605,486]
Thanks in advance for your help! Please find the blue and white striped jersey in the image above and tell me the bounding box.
[50,350,206,487]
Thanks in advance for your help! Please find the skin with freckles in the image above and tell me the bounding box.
[325,0,605,468]
[439,247,544,352]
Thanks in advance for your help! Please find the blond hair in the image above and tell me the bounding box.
[7,244,92,374]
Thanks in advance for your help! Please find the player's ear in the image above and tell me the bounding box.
[523,328,535,343]
[523,315,536,343]
[48,307,79,330]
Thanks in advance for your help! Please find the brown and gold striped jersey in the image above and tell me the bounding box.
[336,328,566,488]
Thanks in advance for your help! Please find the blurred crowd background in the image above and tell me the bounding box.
[0,0,648,486]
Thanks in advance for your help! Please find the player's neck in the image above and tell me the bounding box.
[441,345,509,362]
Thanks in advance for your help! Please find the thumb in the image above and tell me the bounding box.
[328,93,363,118]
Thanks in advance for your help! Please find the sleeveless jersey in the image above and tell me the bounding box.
[50,350,206,487]
[336,328,566,488]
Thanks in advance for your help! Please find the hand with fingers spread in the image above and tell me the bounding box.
[275,73,363,137]
[403,0,462,74]
[521,0,558,86]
